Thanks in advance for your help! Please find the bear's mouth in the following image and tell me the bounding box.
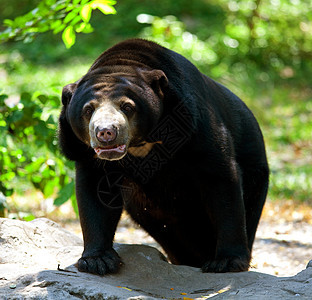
[94,144,126,155]
[94,144,127,160]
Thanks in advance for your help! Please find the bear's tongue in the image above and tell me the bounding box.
[94,144,126,155]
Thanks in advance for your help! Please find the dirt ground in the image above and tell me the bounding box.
[62,200,312,277]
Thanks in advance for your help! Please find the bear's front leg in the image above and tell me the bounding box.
[75,161,123,275]
[201,177,251,273]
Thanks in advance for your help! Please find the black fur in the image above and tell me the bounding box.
[59,39,269,275]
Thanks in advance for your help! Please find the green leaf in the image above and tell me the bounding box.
[62,26,76,48]
[3,19,14,26]
[80,4,92,23]
[48,95,61,107]
[0,93,8,105]
[54,181,75,206]
[0,172,15,181]
[64,10,77,24]
[50,19,62,30]
[53,23,66,34]
[81,23,93,33]
[4,189,13,197]
[23,214,36,221]
[37,94,48,104]
[34,120,49,137]
[70,15,82,27]
[47,114,56,125]
[75,22,86,33]
[43,180,56,198]
[52,2,67,12]
[32,175,42,183]
[91,1,116,15]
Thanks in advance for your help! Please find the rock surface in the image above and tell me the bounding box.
[0,218,311,299]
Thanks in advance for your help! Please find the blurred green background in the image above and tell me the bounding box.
[0,0,311,220]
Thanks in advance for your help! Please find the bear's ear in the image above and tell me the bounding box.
[62,83,77,107]
[140,69,168,98]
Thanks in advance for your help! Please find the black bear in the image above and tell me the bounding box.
[59,39,269,275]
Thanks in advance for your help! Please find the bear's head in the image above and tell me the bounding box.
[61,66,168,161]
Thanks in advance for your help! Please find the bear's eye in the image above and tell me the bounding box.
[83,105,94,117]
[121,103,135,114]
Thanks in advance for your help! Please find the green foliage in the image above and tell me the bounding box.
[0,90,76,212]
[138,0,312,85]
[263,89,312,203]
[138,15,218,68]
[216,0,312,81]
[0,0,116,48]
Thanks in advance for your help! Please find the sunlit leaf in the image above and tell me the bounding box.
[81,23,94,33]
[54,181,75,206]
[80,4,92,23]
[64,10,77,24]
[50,20,62,30]
[75,22,86,32]
[90,1,116,15]
[53,23,66,34]
[44,180,56,197]
[62,25,76,48]
[23,214,36,221]
[3,19,14,26]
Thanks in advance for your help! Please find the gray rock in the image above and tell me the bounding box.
[0,218,312,299]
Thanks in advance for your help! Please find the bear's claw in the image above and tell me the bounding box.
[201,256,250,273]
[77,249,122,276]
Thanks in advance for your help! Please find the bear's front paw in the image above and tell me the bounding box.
[77,249,123,276]
[201,256,249,273]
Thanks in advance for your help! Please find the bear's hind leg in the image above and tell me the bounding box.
[243,166,269,251]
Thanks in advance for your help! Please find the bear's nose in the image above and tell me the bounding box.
[95,126,117,143]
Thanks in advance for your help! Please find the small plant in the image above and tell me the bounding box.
[0,90,78,214]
